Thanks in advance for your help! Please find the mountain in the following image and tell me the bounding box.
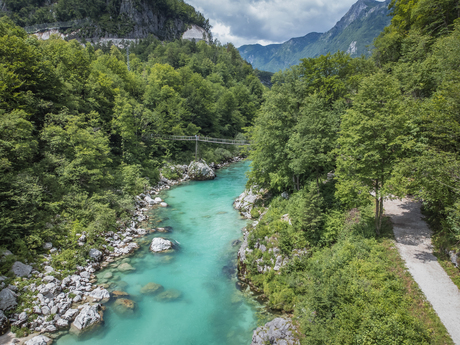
[238,0,392,72]
[0,0,211,42]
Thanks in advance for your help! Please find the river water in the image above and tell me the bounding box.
[57,160,258,345]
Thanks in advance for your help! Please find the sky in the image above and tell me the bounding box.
[185,0,385,47]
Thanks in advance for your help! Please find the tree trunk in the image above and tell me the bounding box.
[375,179,380,235]
[379,196,384,231]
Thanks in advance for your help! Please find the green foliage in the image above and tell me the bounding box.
[1,0,209,39]
[296,235,431,345]
[0,20,263,265]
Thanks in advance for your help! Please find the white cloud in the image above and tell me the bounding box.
[186,0,381,47]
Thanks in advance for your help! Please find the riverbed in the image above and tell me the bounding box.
[56,160,258,345]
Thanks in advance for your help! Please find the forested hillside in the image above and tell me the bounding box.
[0,0,210,40]
[241,0,460,342]
[0,16,264,266]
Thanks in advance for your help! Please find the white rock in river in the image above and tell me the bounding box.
[62,308,79,321]
[25,335,52,345]
[56,318,69,328]
[150,238,173,253]
[187,160,215,181]
[11,261,32,277]
[71,304,102,334]
[0,288,17,310]
[88,287,110,303]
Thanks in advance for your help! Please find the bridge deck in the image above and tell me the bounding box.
[154,135,250,146]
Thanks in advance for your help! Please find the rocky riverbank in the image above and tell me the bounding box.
[233,187,303,344]
[0,158,244,345]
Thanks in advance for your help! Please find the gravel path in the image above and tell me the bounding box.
[384,198,460,344]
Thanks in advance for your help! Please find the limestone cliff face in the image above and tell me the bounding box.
[16,0,209,43]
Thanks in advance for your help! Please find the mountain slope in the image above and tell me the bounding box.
[0,0,211,41]
[238,0,391,72]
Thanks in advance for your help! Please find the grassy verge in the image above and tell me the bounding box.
[382,218,454,345]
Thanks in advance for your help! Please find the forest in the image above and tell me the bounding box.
[1,0,460,343]
[0,16,264,272]
[242,0,460,343]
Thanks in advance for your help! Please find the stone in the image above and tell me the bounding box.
[43,243,53,250]
[70,304,102,334]
[159,202,168,207]
[112,298,136,316]
[41,306,50,315]
[233,188,263,219]
[251,317,299,345]
[80,271,90,279]
[89,249,103,261]
[281,192,289,199]
[449,250,458,268]
[56,318,69,328]
[0,288,17,310]
[112,290,129,298]
[155,289,182,302]
[72,295,82,303]
[62,309,79,321]
[117,263,135,272]
[78,235,86,243]
[149,238,173,253]
[187,160,215,181]
[43,276,55,283]
[24,335,52,345]
[44,266,54,274]
[88,287,110,303]
[10,261,32,277]
[45,324,57,332]
[102,272,113,279]
[18,312,27,321]
[49,248,57,254]
[140,282,164,295]
[0,310,9,335]
[274,255,283,271]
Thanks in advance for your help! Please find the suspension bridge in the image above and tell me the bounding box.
[153,134,250,160]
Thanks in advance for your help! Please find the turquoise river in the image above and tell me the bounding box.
[57,160,259,345]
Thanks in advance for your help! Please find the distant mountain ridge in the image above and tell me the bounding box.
[238,0,391,72]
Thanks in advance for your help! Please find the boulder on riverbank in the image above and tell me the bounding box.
[25,335,52,345]
[70,304,103,335]
[233,188,263,219]
[150,238,174,253]
[187,160,215,181]
[0,288,17,311]
[140,282,164,295]
[88,287,110,303]
[11,261,32,277]
[251,318,299,345]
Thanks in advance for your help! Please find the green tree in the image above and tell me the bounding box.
[336,72,405,234]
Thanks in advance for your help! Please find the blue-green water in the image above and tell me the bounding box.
[57,161,257,345]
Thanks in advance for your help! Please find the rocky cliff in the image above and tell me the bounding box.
[1,0,210,43]
[238,0,391,72]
